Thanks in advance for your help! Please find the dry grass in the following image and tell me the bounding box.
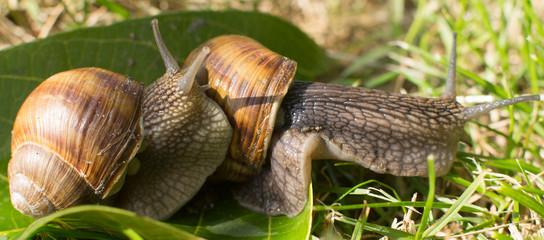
[0,0,408,53]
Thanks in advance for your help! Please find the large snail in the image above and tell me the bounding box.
[8,19,541,220]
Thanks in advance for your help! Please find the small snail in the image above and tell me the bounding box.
[8,20,231,219]
[8,68,145,218]
[8,19,541,221]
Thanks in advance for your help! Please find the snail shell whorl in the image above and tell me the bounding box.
[185,35,297,177]
[9,68,144,218]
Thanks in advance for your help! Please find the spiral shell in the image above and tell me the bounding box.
[8,67,144,218]
[184,35,297,179]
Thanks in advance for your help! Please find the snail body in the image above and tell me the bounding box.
[178,32,541,217]
[117,24,540,218]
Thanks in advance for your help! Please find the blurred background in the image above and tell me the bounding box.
[1,1,419,52]
[2,1,544,81]
[2,1,543,89]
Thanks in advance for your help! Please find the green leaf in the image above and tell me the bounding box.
[14,205,200,240]
[0,11,329,238]
[0,176,34,238]
[5,182,313,239]
[171,185,313,239]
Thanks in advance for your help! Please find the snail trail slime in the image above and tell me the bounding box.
[8,20,542,220]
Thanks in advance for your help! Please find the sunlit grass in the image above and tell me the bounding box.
[318,0,544,238]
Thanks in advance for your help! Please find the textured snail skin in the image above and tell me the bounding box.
[113,20,233,220]
[234,82,467,216]
[233,82,541,217]
[182,33,541,217]
[114,70,232,220]
[9,68,144,218]
[285,82,466,176]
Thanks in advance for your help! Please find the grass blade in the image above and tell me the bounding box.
[496,183,544,218]
[423,170,489,237]
[351,202,369,240]
[415,156,436,239]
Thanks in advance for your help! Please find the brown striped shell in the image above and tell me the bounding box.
[183,35,297,179]
[8,67,144,218]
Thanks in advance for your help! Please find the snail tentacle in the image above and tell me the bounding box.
[151,19,180,75]
[462,94,541,120]
[179,47,210,94]
[443,32,457,98]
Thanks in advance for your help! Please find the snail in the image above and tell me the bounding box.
[8,68,145,218]
[117,22,541,219]
[8,19,541,221]
[8,20,231,219]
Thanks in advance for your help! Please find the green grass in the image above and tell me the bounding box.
[316,0,544,238]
